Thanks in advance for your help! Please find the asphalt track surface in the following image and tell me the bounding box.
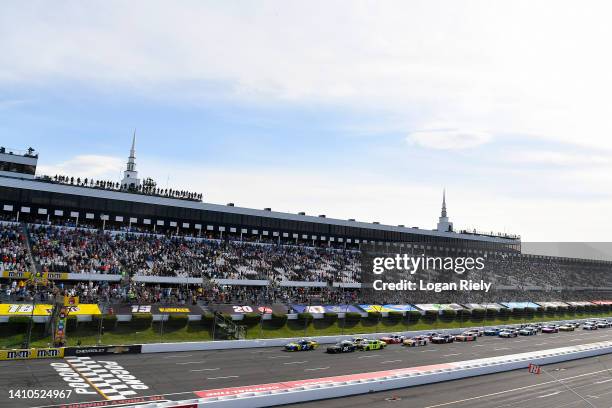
[3,328,612,408]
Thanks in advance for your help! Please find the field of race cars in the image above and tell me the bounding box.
[2,318,612,407]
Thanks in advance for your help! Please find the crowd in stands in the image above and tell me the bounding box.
[1,221,612,306]
[39,174,203,202]
[0,223,29,273]
[28,225,361,282]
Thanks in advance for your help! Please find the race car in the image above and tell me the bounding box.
[358,339,387,351]
[583,323,598,330]
[380,334,405,344]
[454,332,477,342]
[431,334,455,344]
[559,324,575,332]
[498,329,518,338]
[484,327,501,336]
[541,326,559,334]
[403,336,429,347]
[284,339,319,351]
[518,327,538,336]
[596,321,610,329]
[464,329,484,337]
[423,332,442,341]
[326,340,357,353]
[351,337,368,346]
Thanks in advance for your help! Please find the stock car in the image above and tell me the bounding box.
[284,339,319,351]
[559,324,575,332]
[464,329,484,337]
[454,332,478,342]
[596,321,610,329]
[422,332,442,341]
[583,323,598,330]
[518,327,538,336]
[358,339,387,351]
[498,329,518,338]
[403,336,429,347]
[484,327,501,336]
[542,325,559,334]
[327,340,357,353]
[380,334,406,344]
[431,334,455,344]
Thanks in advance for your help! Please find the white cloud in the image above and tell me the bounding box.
[407,129,491,150]
[37,155,124,179]
[3,1,612,152]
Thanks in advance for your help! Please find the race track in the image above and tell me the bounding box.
[3,327,612,408]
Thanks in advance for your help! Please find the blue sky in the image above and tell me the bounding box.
[2,1,612,241]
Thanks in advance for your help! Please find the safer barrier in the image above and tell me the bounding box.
[134,340,612,408]
[141,317,596,353]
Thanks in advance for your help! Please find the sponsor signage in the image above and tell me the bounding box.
[0,348,64,360]
[537,301,569,308]
[0,303,101,316]
[114,304,203,315]
[501,302,540,309]
[359,304,417,312]
[1,271,69,280]
[64,344,142,357]
[414,304,465,311]
[592,300,612,305]
[566,301,595,307]
[291,305,362,314]
[209,304,289,314]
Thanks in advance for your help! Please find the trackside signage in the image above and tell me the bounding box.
[0,347,64,360]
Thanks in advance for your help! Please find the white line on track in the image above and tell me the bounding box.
[381,360,402,364]
[537,391,562,398]
[443,353,462,357]
[268,355,291,359]
[358,354,381,358]
[176,361,207,365]
[163,354,194,358]
[494,347,510,351]
[594,378,612,384]
[472,344,484,347]
[534,343,548,346]
[283,361,308,365]
[305,367,330,371]
[190,368,220,372]
[207,375,239,380]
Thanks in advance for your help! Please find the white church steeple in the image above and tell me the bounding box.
[121,131,140,189]
[436,189,453,232]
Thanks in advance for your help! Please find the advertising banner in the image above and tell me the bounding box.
[291,305,362,314]
[481,303,506,310]
[359,304,417,312]
[113,304,203,315]
[566,301,595,307]
[1,271,69,280]
[501,302,540,309]
[64,345,142,357]
[0,304,100,316]
[537,301,569,308]
[0,348,64,360]
[592,300,612,305]
[414,304,464,311]
[0,304,52,316]
[209,304,289,314]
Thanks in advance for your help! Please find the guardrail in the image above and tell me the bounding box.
[141,318,597,353]
[134,340,612,408]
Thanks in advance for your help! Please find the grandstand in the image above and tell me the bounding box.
[0,143,611,307]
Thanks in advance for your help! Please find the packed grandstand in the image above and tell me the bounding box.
[1,144,611,310]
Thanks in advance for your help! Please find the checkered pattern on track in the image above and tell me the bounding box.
[66,357,140,400]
